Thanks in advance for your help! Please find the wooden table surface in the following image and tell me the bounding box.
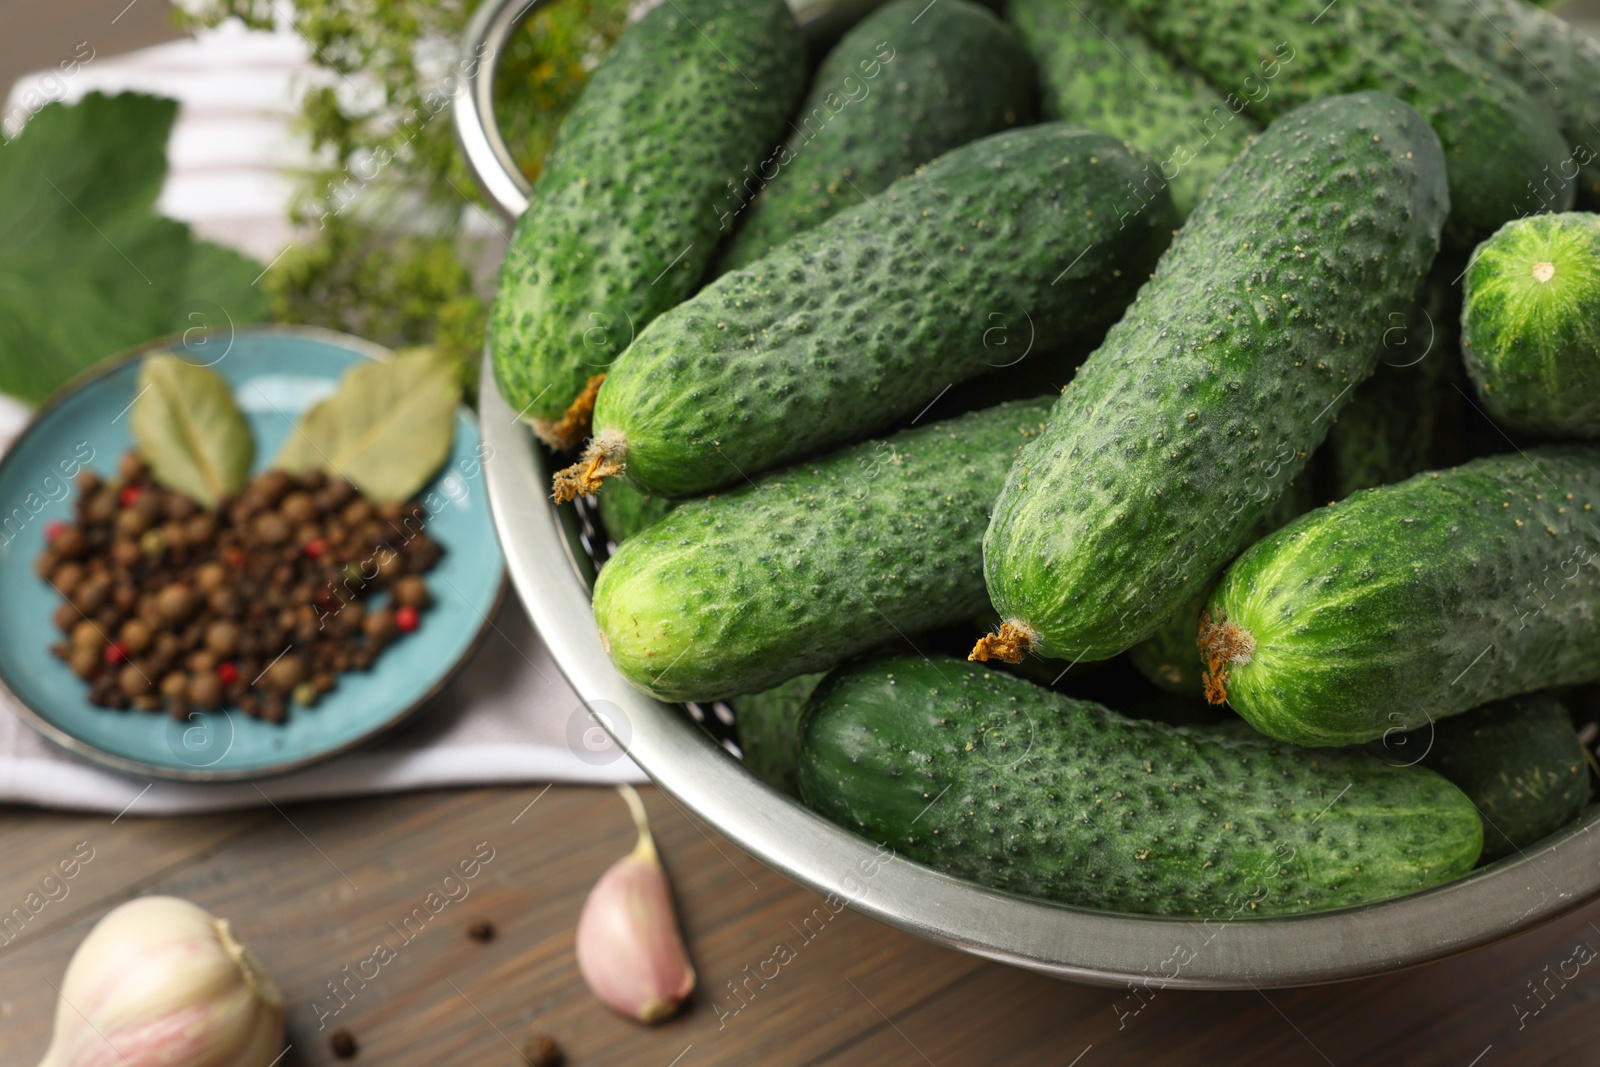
[3,784,1599,1067]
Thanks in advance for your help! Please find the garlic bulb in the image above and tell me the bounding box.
[576,784,696,1024]
[38,896,284,1067]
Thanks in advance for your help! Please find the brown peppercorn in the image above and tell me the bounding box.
[187,649,217,672]
[51,561,85,597]
[117,453,147,480]
[362,608,397,643]
[71,620,104,650]
[253,512,290,545]
[137,596,164,628]
[258,695,287,723]
[133,490,164,523]
[467,920,494,942]
[523,1034,563,1067]
[255,468,291,504]
[329,1029,358,1059]
[341,499,374,527]
[155,583,197,624]
[54,602,79,632]
[53,526,87,560]
[263,654,307,694]
[160,672,190,701]
[164,493,198,521]
[204,620,241,657]
[185,513,217,544]
[118,618,153,655]
[110,539,142,569]
[207,589,240,618]
[73,576,110,613]
[114,507,150,539]
[194,560,228,593]
[280,491,317,524]
[392,575,431,608]
[68,646,99,679]
[118,664,153,698]
[76,469,102,494]
[188,672,223,709]
[138,529,168,558]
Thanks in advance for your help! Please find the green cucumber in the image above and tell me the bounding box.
[1202,447,1600,747]
[597,482,675,544]
[1319,267,1466,499]
[1128,476,1313,696]
[555,124,1176,501]
[1411,0,1600,204]
[593,399,1053,701]
[1117,0,1573,245]
[977,93,1448,667]
[1460,212,1600,438]
[489,0,806,448]
[735,672,827,796]
[714,0,1036,275]
[797,655,1482,915]
[1395,693,1587,862]
[1009,0,1256,217]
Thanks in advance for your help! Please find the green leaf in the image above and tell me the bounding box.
[130,353,255,507]
[0,92,270,404]
[276,350,460,502]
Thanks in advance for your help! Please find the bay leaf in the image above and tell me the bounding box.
[276,350,460,503]
[130,353,254,507]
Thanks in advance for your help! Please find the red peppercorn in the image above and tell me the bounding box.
[103,642,128,665]
[395,605,420,633]
[304,537,327,559]
[217,661,240,685]
[119,485,142,508]
[45,520,69,541]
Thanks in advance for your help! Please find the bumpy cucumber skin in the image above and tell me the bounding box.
[1209,448,1600,747]
[1117,0,1572,245]
[593,399,1053,701]
[798,656,1482,916]
[1320,268,1465,499]
[597,482,675,544]
[1129,476,1313,696]
[1411,0,1600,203]
[735,672,827,797]
[1009,0,1256,218]
[592,124,1177,498]
[1406,693,1587,862]
[489,0,805,428]
[715,0,1035,275]
[982,93,1448,663]
[1461,213,1600,438]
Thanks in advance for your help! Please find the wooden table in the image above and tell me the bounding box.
[3,784,1597,1067]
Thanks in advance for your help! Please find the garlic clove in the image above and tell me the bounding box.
[576,785,697,1024]
[39,896,284,1067]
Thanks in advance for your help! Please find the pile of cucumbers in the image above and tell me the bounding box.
[489,0,1600,919]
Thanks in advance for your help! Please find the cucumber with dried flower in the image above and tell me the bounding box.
[1009,0,1255,217]
[975,93,1448,667]
[554,124,1176,501]
[489,0,806,448]
[592,399,1052,702]
[1460,212,1600,438]
[797,655,1482,915]
[1118,0,1572,244]
[1201,448,1600,747]
[715,0,1036,274]
[1128,475,1312,696]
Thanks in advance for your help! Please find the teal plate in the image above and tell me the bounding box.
[0,326,506,781]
